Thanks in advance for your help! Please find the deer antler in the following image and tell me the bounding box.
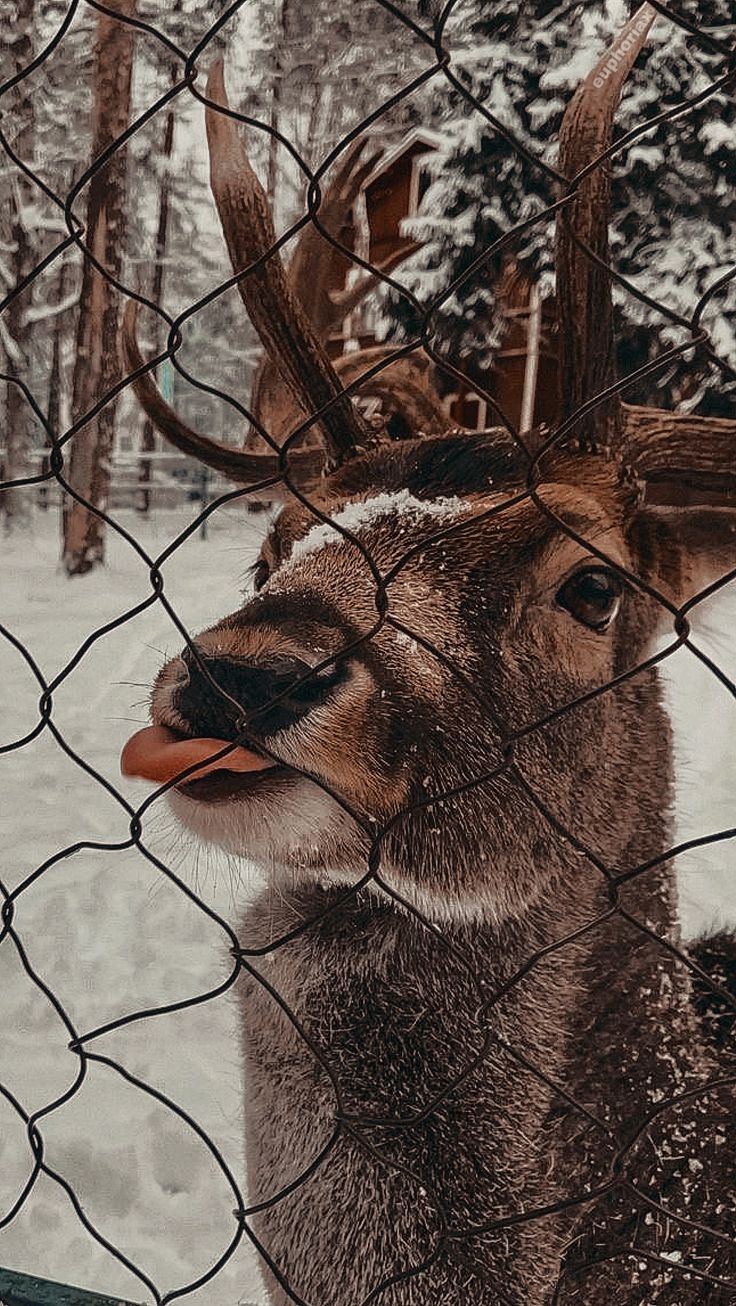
[204,59,371,467]
[124,61,449,490]
[620,405,736,496]
[247,125,445,448]
[124,18,733,502]
[556,4,736,498]
[121,301,325,489]
[285,137,382,337]
[556,3,657,449]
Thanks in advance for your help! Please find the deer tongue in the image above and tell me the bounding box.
[120,725,277,786]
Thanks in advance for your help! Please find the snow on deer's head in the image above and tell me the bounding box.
[121,8,735,923]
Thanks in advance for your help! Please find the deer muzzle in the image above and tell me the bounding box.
[121,647,347,793]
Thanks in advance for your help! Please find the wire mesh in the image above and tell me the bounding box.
[1,1,735,1303]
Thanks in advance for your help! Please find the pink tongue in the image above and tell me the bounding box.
[120,725,276,785]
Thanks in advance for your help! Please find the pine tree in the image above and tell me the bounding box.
[392,0,735,416]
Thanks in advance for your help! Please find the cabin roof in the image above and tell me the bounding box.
[362,127,444,194]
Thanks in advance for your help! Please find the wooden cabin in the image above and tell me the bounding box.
[363,129,441,268]
[447,262,560,434]
[324,127,444,359]
[336,128,561,434]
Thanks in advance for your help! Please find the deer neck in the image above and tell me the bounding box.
[238,829,702,1305]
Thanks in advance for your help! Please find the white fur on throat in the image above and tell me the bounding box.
[168,778,510,927]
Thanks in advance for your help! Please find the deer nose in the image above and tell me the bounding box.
[174,648,345,740]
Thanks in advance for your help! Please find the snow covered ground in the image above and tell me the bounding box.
[0,506,270,1304]
[0,504,734,1304]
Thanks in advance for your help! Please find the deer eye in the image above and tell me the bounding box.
[251,558,270,592]
[556,567,623,632]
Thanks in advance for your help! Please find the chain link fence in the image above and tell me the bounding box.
[1,1,735,1303]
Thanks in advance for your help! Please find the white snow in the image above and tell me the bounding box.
[0,504,734,1301]
[288,489,466,563]
[1,507,269,1304]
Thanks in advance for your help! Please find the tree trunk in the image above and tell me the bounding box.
[138,45,178,514]
[46,261,69,439]
[62,0,136,576]
[2,0,36,530]
[266,0,289,205]
[41,256,72,510]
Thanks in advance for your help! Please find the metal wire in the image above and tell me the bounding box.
[1,1,735,1302]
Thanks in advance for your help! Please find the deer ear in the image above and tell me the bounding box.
[629,506,736,611]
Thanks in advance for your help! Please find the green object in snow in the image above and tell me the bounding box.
[159,357,174,404]
[0,1267,143,1306]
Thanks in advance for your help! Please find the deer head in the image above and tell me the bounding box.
[122,5,735,926]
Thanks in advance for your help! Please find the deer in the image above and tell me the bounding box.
[119,7,736,1303]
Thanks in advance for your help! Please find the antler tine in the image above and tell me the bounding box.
[121,301,325,493]
[333,347,450,435]
[621,403,736,499]
[555,8,736,500]
[325,241,420,329]
[287,137,381,335]
[241,96,449,449]
[287,139,420,336]
[205,59,370,467]
[556,4,657,450]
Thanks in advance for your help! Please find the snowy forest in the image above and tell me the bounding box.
[1,0,734,566]
[1,1,735,1302]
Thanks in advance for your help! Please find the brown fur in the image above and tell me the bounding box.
[147,433,736,1304]
[126,17,736,1299]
